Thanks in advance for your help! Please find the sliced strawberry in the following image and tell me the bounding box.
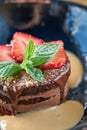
[39,40,67,69]
[10,40,26,63]
[0,45,14,62]
[10,32,44,62]
[12,32,44,46]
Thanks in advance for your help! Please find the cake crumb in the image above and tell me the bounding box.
[25,81,33,87]
[3,85,7,91]
[6,76,13,82]
[13,80,16,84]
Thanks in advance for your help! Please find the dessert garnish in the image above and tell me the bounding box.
[0,40,60,82]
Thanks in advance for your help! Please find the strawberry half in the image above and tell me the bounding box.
[10,32,44,63]
[39,40,67,69]
[0,45,14,62]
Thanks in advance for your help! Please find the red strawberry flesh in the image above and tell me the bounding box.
[10,32,44,62]
[0,45,14,62]
[12,32,44,46]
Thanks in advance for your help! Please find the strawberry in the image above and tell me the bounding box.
[12,32,44,46]
[0,45,14,62]
[39,40,67,69]
[10,32,44,62]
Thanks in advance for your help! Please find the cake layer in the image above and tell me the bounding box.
[0,82,69,115]
[17,94,60,114]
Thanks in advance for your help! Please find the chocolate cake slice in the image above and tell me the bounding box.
[0,59,70,115]
[0,32,70,115]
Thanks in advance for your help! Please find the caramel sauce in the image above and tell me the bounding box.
[0,101,84,130]
[66,51,83,88]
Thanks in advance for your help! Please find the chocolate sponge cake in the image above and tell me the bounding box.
[0,32,70,115]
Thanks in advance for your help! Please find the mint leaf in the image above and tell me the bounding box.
[24,40,35,60]
[0,62,21,77]
[31,43,60,66]
[31,56,49,66]
[25,64,44,82]
[35,43,60,57]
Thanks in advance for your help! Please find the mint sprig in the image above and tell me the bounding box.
[0,40,60,82]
